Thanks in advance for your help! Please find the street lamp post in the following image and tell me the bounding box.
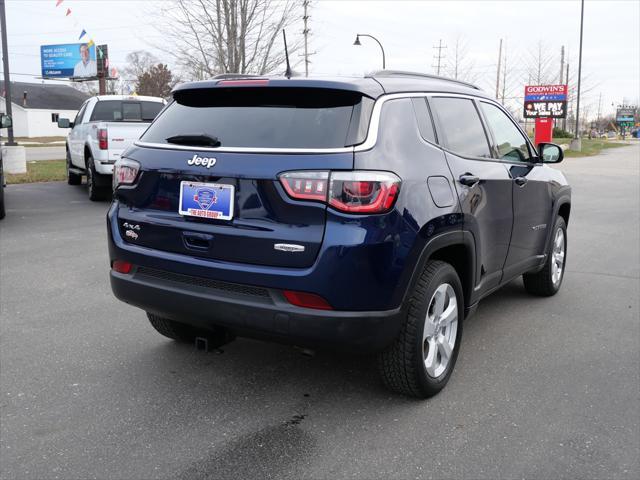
[353,34,386,70]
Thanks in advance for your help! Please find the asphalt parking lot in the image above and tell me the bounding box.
[1,144,638,480]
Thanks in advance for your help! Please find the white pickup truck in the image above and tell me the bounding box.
[58,95,165,200]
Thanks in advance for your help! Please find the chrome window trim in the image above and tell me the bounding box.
[134,90,503,155]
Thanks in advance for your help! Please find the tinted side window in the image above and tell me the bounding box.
[411,97,437,144]
[430,97,491,158]
[480,102,531,162]
[74,102,88,125]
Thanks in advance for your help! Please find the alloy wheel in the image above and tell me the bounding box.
[551,227,565,285]
[422,283,458,378]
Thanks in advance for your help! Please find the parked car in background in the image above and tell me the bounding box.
[58,95,165,200]
[108,72,571,398]
[0,113,13,220]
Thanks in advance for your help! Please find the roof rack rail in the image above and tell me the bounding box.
[369,70,481,90]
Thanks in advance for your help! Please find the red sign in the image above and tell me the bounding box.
[534,117,553,145]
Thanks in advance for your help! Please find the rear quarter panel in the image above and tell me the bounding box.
[353,97,463,307]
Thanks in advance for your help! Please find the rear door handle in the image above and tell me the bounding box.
[459,173,480,187]
[514,177,528,187]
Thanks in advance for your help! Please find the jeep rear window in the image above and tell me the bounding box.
[90,101,164,123]
[140,87,372,149]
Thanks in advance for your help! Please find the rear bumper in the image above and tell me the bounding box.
[110,267,403,352]
[94,161,114,176]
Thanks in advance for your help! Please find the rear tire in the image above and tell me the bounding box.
[523,216,567,296]
[86,155,107,201]
[378,260,464,398]
[66,151,81,185]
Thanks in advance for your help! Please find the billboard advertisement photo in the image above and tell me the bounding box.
[40,43,97,78]
[523,84,568,119]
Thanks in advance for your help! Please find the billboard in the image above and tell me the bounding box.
[523,84,568,119]
[40,43,97,78]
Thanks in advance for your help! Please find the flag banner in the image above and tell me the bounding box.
[79,29,87,40]
[56,0,64,7]
[65,8,71,16]
[87,39,95,48]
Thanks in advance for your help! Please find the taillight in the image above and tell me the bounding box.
[278,170,401,214]
[98,128,108,150]
[112,158,140,190]
[279,171,329,202]
[283,290,333,310]
[329,171,400,213]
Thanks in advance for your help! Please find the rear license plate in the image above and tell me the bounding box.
[179,181,234,220]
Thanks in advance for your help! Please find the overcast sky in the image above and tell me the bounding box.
[2,0,639,119]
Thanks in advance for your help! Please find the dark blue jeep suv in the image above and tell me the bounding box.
[108,71,571,397]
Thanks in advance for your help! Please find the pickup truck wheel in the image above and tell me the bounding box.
[523,216,567,296]
[147,313,197,342]
[378,260,463,398]
[86,156,106,201]
[66,151,81,185]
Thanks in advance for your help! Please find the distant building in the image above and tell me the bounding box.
[0,81,89,138]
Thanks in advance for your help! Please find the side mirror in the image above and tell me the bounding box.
[0,114,12,129]
[57,118,72,128]
[538,142,564,164]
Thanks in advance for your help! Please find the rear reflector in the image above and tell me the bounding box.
[217,79,269,86]
[112,260,133,274]
[283,290,333,310]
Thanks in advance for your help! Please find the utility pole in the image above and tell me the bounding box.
[432,39,446,76]
[302,0,311,77]
[0,0,16,145]
[571,0,585,150]
[563,62,570,131]
[596,92,602,129]
[501,41,507,105]
[495,38,503,100]
[559,45,565,84]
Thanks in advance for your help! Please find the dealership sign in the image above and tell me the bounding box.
[523,84,568,119]
[616,106,636,123]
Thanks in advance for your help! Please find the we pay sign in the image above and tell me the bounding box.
[524,101,567,119]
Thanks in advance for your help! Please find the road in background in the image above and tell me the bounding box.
[24,146,65,162]
[1,145,638,479]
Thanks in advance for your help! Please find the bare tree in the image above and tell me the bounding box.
[526,40,556,85]
[150,0,302,79]
[447,36,477,83]
[123,50,160,80]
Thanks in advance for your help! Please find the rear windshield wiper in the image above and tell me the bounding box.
[165,134,221,147]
